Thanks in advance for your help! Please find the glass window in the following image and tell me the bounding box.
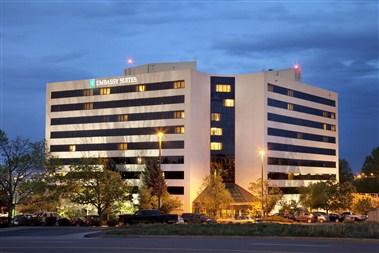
[69,145,76,152]
[331,113,336,119]
[223,99,234,107]
[118,143,128,150]
[216,84,231,93]
[287,103,294,111]
[83,89,93,96]
[174,81,185,89]
[210,142,222,150]
[287,90,294,97]
[210,127,222,136]
[211,113,221,121]
[118,114,128,121]
[331,125,336,132]
[175,127,185,134]
[268,84,274,92]
[83,103,93,110]
[173,111,185,118]
[137,85,145,92]
[100,88,111,95]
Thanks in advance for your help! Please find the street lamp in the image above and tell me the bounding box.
[259,149,265,219]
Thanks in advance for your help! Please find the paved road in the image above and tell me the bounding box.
[0,227,378,253]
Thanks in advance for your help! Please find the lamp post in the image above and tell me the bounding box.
[259,149,265,219]
[157,131,164,209]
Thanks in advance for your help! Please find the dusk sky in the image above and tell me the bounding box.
[1,0,378,172]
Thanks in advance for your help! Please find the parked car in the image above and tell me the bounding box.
[119,209,178,225]
[328,213,341,222]
[341,212,367,222]
[295,212,314,223]
[181,213,216,224]
[311,212,327,223]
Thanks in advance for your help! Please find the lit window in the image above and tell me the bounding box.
[83,89,93,96]
[137,85,145,92]
[100,88,111,95]
[175,127,185,134]
[331,113,336,119]
[211,113,221,121]
[174,81,185,89]
[173,111,185,119]
[331,125,336,132]
[323,123,327,130]
[118,143,128,150]
[287,103,294,111]
[84,103,93,110]
[118,114,128,121]
[69,145,76,152]
[287,90,294,97]
[322,111,328,117]
[216,84,231,93]
[210,142,222,150]
[268,84,274,92]
[223,99,234,107]
[210,127,222,136]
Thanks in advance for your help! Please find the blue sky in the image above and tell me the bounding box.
[1,0,378,172]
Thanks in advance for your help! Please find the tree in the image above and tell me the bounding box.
[138,159,181,213]
[361,147,379,176]
[63,159,130,223]
[352,193,379,215]
[0,130,46,224]
[249,178,282,217]
[194,172,232,218]
[339,159,354,183]
[300,181,354,213]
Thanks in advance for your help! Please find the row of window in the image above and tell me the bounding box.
[121,171,184,180]
[268,113,336,131]
[267,127,336,143]
[267,83,336,107]
[211,142,223,150]
[51,110,185,126]
[50,125,185,139]
[51,80,185,99]
[210,127,223,136]
[51,95,185,112]
[267,157,336,168]
[50,141,184,152]
[267,142,336,156]
[268,172,336,180]
[268,98,336,119]
[56,156,184,165]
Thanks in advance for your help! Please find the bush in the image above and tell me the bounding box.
[58,218,72,226]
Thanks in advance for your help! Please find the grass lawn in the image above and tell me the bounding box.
[106,223,379,239]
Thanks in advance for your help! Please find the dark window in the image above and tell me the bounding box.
[55,156,184,165]
[272,187,304,194]
[267,113,336,131]
[50,141,184,152]
[50,125,184,138]
[268,157,336,168]
[267,83,336,107]
[267,142,336,156]
[267,128,335,143]
[268,172,336,180]
[51,110,185,125]
[167,186,184,195]
[164,171,184,179]
[268,98,335,119]
[51,95,184,112]
[51,80,185,99]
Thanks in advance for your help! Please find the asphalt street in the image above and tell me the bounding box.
[0,227,378,253]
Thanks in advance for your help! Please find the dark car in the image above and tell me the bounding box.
[328,213,341,222]
[181,213,216,224]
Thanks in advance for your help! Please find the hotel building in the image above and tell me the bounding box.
[46,61,338,212]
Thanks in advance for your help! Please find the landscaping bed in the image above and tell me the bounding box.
[106,223,379,239]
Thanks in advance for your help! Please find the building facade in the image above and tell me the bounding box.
[46,62,338,212]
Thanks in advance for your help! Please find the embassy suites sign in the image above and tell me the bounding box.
[89,77,138,88]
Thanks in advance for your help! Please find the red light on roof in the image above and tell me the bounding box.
[294,64,300,70]
[127,58,133,64]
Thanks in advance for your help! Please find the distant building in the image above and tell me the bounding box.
[46,61,339,213]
